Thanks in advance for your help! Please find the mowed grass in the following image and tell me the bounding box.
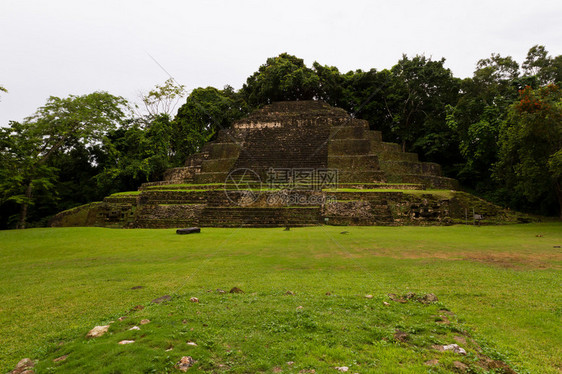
[0,224,560,373]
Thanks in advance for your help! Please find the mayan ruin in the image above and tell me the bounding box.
[52,101,526,228]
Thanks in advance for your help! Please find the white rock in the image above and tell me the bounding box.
[140,319,150,325]
[86,325,109,338]
[443,343,467,355]
[335,367,349,372]
[187,341,197,346]
[365,294,373,299]
[129,326,140,330]
[118,340,135,344]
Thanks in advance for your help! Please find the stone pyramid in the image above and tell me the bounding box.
[52,101,528,228]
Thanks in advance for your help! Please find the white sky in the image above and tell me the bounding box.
[1,0,561,126]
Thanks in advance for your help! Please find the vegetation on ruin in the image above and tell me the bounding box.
[0,224,560,372]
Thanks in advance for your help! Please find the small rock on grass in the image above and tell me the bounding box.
[216,288,226,294]
[383,301,390,306]
[437,343,467,355]
[140,319,150,325]
[335,366,349,372]
[190,297,199,303]
[10,358,34,374]
[285,290,296,296]
[365,294,373,299]
[393,330,409,342]
[53,355,68,362]
[86,325,109,338]
[129,326,140,330]
[118,340,135,345]
[177,356,195,372]
[229,287,244,294]
[187,341,197,346]
[151,295,171,304]
[453,361,469,371]
[296,305,304,310]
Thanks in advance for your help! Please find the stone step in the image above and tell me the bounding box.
[329,126,366,140]
[194,172,230,184]
[386,174,459,190]
[328,139,371,155]
[377,151,419,162]
[333,183,426,190]
[338,170,387,183]
[200,157,238,173]
[380,161,442,176]
[199,207,321,227]
[371,142,402,153]
[327,154,380,170]
[163,166,200,182]
[207,143,241,159]
[364,130,383,143]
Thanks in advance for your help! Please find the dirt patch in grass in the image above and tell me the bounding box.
[348,248,562,270]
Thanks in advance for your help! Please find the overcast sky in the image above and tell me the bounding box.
[1,0,561,126]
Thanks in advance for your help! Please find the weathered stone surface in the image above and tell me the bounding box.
[86,325,109,338]
[10,358,34,374]
[440,343,467,355]
[118,340,135,345]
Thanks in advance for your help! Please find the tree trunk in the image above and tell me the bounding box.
[402,140,406,153]
[17,183,33,229]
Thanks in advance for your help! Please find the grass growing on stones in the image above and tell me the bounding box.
[0,224,561,373]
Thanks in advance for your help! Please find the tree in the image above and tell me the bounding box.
[522,45,561,86]
[0,92,127,228]
[138,78,186,117]
[385,55,460,154]
[241,53,320,107]
[446,53,520,191]
[173,86,248,162]
[94,114,175,193]
[494,84,562,217]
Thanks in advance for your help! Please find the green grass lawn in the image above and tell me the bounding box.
[0,224,560,373]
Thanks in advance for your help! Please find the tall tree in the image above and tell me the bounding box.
[173,86,248,162]
[522,45,561,86]
[494,84,562,217]
[0,92,127,228]
[138,78,186,118]
[241,53,320,107]
[385,55,460,156]
[94,114,175,194]
[446,53,520,190]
